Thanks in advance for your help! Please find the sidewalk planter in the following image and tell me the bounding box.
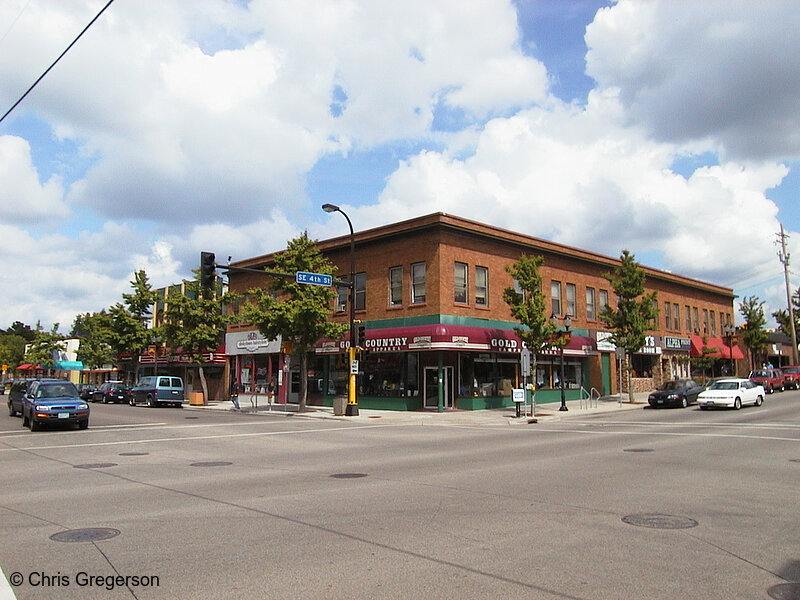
[188,391,205,406]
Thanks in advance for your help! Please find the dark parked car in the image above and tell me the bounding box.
[21,380,90,431]
[92,381,132,404]
[7,379,38,417]
[76,383,96,401]
[648,379,704,408]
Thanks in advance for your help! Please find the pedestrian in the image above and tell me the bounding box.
[229,381,241,410]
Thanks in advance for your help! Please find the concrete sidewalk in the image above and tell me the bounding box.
[186,391,652,426]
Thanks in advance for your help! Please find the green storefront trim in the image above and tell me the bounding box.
[319,389,586,411]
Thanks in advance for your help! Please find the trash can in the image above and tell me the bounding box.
[333,395,347,416]
[188,391,205,406]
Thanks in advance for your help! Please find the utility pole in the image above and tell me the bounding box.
[777,224,799,365]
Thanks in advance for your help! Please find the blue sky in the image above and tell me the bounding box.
[0,0,799,331]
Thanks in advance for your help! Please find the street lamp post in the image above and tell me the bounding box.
[551,314,572,412]
[722,323,736,377]
[322,203,359,416]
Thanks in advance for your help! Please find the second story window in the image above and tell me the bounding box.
[674,303,680,331]
[389,266,403,306]
[566,283,576,317]
[475,266,488,306]
[599,289,609,315]
[586,287,596,320]
[454,262,468,303]
[354,272,366,311]
[336,286,347,313]
[551,281,562,316]
[685,305,692,331]
[412,262,426,304]
[664,301,672,330]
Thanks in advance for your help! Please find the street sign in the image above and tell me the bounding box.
[520,348,531,377]
[512,389,525,403]
[296,271,333,286]
[350,360,359,375]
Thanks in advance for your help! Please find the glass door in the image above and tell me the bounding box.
[424,366,453,409]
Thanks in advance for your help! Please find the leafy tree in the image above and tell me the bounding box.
[23,323,65,372]
[161,275,237,402]
[772,287,799,350]
[600,250,658,403]
[75,311,115,370]
[503,254,559,408]
[739,295,768,371]
[5,321,36,342]
[241,232,345,412]
[0,334,27,370]
[106,270,157,382]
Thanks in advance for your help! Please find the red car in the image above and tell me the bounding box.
[781,366,800,390]
[748,368,785,394]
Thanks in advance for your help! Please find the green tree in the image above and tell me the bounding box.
[0,334,27,370]
[241,232,345,412]
[75,311,115,370]
[600,250,658,403]
[772,286,799,342]
[5,321,36,342]
[24,323,65,372]
[161,276,237,402]
[739,296,768,371]
[106,270,157,382]
[503,254,559,409]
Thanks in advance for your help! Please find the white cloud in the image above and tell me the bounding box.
[0,136,68,223]
[585,0,800,161]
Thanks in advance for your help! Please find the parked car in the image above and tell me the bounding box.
[647,379,704,408]
[130,376,185,407]
[92,381,132,404]
[7,379,38,417]
[21,380,90,430]
[780,366,800,390]
[76,383,96,401]
[697,378,765,410]
[748,368,785,394]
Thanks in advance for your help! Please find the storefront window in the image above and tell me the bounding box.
[359,352,418,397]
[536,358,582,389]
[630,354,656,378]
[468,355,517,397]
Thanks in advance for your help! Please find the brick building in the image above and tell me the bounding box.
[226,213,741,410]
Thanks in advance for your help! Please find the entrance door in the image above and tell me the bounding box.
[424,366,454,409]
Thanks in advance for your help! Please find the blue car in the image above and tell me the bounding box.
[22,380,90,431]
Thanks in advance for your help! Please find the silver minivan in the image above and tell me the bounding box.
[131,376,185,407]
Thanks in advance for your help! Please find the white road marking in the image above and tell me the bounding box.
[0,423,398,452]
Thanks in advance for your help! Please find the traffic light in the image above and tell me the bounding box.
[355,320,366,349]
[200,252,216,289]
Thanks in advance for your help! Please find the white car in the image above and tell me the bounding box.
[697,378,764,410]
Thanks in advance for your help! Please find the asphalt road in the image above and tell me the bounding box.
[1,392,799,600]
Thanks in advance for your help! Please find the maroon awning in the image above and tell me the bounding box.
[315,324,596,356]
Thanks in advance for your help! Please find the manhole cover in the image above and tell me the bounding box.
[330,473,368,479]
[119,452,149,456]
[367,415,382,419]
[624,448,654,453]
[50,528,120,543]
[190,461,232,467]
[768,582,800,600]
[789,459,800,463]
[622,514,698,529]
[74,463,118,469]
[185,416,199,420]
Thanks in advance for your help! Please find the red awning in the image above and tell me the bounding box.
[689,336,745,360]
[315,324,597,356]
[16,363,34,370]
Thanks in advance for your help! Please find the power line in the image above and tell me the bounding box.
[0,0,115,126]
